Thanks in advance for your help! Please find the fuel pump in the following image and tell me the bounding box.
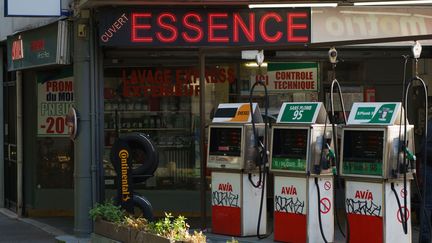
[270,102,335,243]
[207,102,267,236]
[404,41,431,242]
[340,102,415,243]
[328,47,349,241]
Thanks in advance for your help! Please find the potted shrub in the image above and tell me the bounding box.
[89,200,130,242]
[133,213,205,243]
[90,201,206,243]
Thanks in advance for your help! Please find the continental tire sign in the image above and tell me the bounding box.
[111,139,134,212]
[119,149,131,202]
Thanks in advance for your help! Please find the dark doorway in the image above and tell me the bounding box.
[4,72,17,212]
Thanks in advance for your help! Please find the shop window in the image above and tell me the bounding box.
[36,137,74,188]
[103,65,233,190]
[35,68,74,189]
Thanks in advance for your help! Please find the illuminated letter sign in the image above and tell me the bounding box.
[97,8,311,47]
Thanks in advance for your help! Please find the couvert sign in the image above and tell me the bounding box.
[97,8,311,46]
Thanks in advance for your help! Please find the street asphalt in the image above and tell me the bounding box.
[0,210,56,243]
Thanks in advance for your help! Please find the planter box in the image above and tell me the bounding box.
[131,229,184,243]
[94,220,185,243]
[94,220,130,242]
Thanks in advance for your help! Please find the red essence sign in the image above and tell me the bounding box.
[98,8,311,46]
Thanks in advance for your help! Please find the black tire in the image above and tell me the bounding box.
[113,194,154,222]
[110,132,159,183]
[133,195,154,222]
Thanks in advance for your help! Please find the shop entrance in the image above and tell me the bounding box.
[3,79,17,211]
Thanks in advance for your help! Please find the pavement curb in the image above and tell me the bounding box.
[0,208,18,219]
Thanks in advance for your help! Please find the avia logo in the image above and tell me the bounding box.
[218,183,233,192]
[230,104,251,122]
[355,190,374,200]
[281,185,297,195]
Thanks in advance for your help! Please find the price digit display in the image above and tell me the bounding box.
[45,117,65,134]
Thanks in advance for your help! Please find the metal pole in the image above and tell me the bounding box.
[89,12,99,206]
[199,51,207,229]
[0,49,4,208]
[96,35,105,203]
[73,9,93,237]
[16,70,23,217]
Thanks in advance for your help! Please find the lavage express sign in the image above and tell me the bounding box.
[97,8,311,46]
[38,75,74,137]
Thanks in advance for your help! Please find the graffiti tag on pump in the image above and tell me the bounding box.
[275,185,305,214]
[346,189,382,216]
[275,196,305,214]
[346,199,382,216]
[212,182,239,207]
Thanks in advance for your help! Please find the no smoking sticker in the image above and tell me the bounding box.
[324,181,331,191]
[400,188,406,199]
[320,198,331,214]
[397,206,410,223]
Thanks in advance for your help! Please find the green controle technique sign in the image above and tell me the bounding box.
[343,161,383,176]
[280,103,318,123]
[272,158,306,171]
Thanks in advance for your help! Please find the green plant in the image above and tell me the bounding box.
[226,237,239,243]
[122,215,148,230]
[146,213,206,242]
[89,200,125,224]
[147,213,187,240]
[189,231,206,243]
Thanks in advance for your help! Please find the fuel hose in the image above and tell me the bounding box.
[249,79,270,239]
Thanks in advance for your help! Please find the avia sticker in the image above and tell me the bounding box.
[354,190,374,201]
[218,183,233,192]
[281,185,297,195]
[237,111,250,116]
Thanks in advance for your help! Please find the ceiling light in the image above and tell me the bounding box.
[249,3,338,8]
[354,0,432,6]
[245,62,268,67]
[340,10,411,16]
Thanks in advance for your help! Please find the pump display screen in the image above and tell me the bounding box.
[209,127,242,157]
[342,130,384,176]
[271,128,308,171]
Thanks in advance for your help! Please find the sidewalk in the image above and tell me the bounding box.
[0,209,57,243]
[0,208,422,243]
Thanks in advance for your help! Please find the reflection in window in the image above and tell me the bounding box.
[37,137,74,188]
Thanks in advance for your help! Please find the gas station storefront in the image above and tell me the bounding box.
[96,3,431,205]
[2,0,432,240]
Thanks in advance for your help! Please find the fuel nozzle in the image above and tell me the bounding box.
[316,133,334,174]
[326,143,336,162]
[398,142,416,174]
[402,145,416,162]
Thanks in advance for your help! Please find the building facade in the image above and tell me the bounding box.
[1,0,432,236]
